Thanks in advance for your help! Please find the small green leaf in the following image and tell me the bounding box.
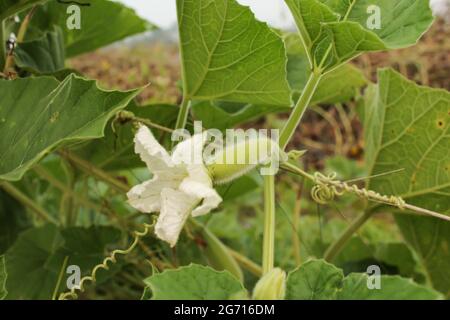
[29,0,156,57]
[15,26,65,74]
[0,75,140,181]
[364,69,450,296]
[144,264,245,300]
[286,259,344,300]
[177,0,291,106]
[285,0,433,70]
[0,255,6,300]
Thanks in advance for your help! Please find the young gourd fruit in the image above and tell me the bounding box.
[206,134,286,185]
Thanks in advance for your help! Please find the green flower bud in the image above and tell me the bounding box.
[206,134,286,185]
[252,268,286,300]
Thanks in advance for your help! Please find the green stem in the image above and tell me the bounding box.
[0,19,6,70]
[279,70,322,150]
[174,97,191,132]
[324,210,373,262]
[0,181,58,224]
[262,174,276,274]
[228,248,262,277]
[52,256,69,300]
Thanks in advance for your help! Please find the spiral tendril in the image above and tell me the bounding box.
[59,222,154,300]
[311,172,406,209]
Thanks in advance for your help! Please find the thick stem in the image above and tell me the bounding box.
[279,70,322,150]
[324,210,373,262]
[262,174,276,274]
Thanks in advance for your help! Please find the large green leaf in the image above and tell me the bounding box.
[144,264,245,300]
[177,0,291,106]
[15,27,65,74]
[0,75,140,181]
[0,255,6,299]
[285,0,433,70]
[286,259,442,300]
[364,69,450,296]
[5,225,122,299]
[0,0,47,20]
[28,0,155,57]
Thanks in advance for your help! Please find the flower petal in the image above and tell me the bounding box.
[127,172,184,213]
[171,133,206,166]
[135,125,173,172]
[179,166,222,217]
[155,188,198,247]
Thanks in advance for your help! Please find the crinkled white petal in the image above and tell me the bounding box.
[127,171,184,213]
[155,188,198,247]
[179,179,222,217]
[172,132,206,166]
[179,165,222,217]
[134,125,173,172]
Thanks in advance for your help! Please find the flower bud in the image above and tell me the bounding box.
[252,268,286,300]
[206,134,286,185]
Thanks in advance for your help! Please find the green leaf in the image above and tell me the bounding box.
[177,0,291,106]
[0,255,6,300]
[0,0,47,20]
[0,190,31,254]
[286,259,343,300]
[285,0,433,70]
[15,26,65,74]
[0,75,140,181]
[144,264,245,300]
[364,68,450,296]
[337,274,442,300]
[5,225,122,299]
[286,259,442,300]
[192,101,285,130]
[29,0,155,57]
[285,33,367,104]
[5,224,65,299]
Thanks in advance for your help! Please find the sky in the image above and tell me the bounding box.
[116,0,295,29]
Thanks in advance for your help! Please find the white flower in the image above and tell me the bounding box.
[127,125,222,247]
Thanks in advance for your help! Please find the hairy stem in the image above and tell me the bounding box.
[0,181,58,224]
[324,211,373,262]
[279,70,322,150]
[262,174,276,274]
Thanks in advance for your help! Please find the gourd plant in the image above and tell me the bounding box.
[0,0,448,300]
